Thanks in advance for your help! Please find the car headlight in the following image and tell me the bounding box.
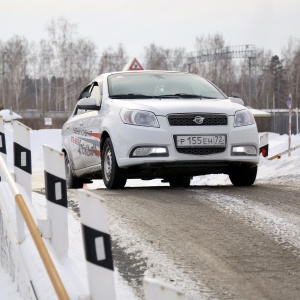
[234,110,255,127]
[120,108,159,127]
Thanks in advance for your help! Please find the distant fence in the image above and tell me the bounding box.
[256,109,299,135]
[15,110,72,130]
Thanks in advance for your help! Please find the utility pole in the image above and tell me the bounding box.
[248,56,253,107]
[1,50,6,108]
[288,93,292,157]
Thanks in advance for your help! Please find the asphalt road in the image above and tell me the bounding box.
[65,182,300,300]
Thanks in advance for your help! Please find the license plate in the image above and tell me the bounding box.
[176,135,226,147]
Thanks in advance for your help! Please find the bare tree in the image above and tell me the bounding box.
[38,39,55,112]
[99,44,128,73]
[72,37,98,89]
[5,36,30,110]
[143,43,186,71]
[46,17,78,111]
[193,33,237,95]
[251,49,273,108]
[3,17,300,115]
[0,40,6,109]
[282,37,300,109]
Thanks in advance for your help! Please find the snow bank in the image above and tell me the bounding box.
[0,109,22,122]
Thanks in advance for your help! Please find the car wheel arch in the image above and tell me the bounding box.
[62,149,75,173]
[100,131,110,153]
[100,131,124,170]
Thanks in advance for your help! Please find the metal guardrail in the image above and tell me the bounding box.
[268,144,300,160]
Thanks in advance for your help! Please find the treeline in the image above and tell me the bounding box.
[1,17,300,112]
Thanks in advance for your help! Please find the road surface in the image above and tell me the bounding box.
[34,176,300,299]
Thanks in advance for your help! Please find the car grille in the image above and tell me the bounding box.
[176,147,226,155]
[168,114,228,126]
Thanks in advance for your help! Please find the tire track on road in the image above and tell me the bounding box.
[190,187,300,255]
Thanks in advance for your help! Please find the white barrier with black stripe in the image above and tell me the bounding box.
[79,189,116,300]
[13,121,32,243]
[259,133,269,158]
[144,277,185,300]
[13,121,32,200]
[0,116,7,180]
[42,145,69,259]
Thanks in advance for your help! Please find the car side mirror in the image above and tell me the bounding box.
[81,92,91,98]
[228,97,244,106]
[77,97,100,111]
[231,92,240,98]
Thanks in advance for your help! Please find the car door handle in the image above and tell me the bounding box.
[79,121,84,126]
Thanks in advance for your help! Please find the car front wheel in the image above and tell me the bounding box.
[102,138,127,189]
[229,165,257,186]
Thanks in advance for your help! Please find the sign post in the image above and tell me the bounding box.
[286,94,292,156]
[296,107,299,135]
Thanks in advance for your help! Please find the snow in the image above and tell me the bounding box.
[0,265,23,300]
[1,119,300,299]
[0,109,22,122]
[249,108,271,117]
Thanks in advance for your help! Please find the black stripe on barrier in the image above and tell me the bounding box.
[13,142,32,174]
[44,171,67,208]
[0,133,6,154]
[82,224,114,271]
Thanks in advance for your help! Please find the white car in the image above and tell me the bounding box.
[62,71,259,189]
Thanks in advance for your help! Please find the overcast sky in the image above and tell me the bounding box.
[1,0,300,59]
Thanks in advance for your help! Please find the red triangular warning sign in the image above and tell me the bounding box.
[123,58,144,71]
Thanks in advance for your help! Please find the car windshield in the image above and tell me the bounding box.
[108,72,227,99]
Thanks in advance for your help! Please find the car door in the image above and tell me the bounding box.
[63,85,92,171]
[75,80,103,170]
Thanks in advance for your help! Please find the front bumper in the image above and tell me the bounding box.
[124,160,257,180]
[109,115,260,169]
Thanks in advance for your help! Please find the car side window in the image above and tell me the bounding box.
[78,85,92,100]
[74,85,92,116]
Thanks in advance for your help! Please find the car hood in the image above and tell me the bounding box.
[111,98,245,116]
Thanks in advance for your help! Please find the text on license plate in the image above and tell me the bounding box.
[176,135,226,147]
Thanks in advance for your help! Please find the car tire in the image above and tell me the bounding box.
[169,176,191,187]
[102,138,127,189]
[229,165,257,186]
[65,154,84,189]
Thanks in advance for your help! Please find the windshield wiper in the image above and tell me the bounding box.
[110,93,218,100]
[199,95,217,99]
[110,94,153,99]
[160,93,202,99]
[160,93,217,99]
